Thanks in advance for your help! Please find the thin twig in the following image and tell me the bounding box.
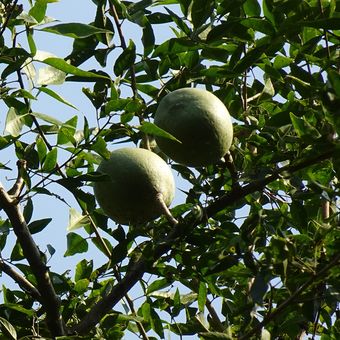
[206,298,225,332]
[109,1,138,99]
[224,152,240,190]
[0,0,18,37]
[239,252,340,339]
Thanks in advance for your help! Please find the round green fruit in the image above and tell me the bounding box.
[154,88,233,167]
[94,147,175,225]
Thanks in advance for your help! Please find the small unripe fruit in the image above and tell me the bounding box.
[94,147,175,225]
[154,88,233,167]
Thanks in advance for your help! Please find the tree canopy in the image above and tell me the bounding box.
[0,0,339,339]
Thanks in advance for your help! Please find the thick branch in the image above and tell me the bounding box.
[0,259,41,300]
[71,146,336,334]
[71,219,187,334]
[207,146,336,218]
[0,186,65,336]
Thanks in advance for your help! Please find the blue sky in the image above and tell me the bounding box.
[0,1,199,338]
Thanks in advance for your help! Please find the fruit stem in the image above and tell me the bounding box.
[156,193,178,225]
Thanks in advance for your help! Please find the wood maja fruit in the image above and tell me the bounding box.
[154,88,233,167]
[94,147,175,225]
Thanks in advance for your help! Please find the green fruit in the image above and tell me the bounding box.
[154,88,233,167]
[94,147,175,225]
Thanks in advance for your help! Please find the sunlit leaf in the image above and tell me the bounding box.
[0,317,17,340]
[39,57,110,80]
[138,122,182,143]
[67,208,90,231]
[4,107,27,137]
[38,87,78,110]
[41,148,58,172]
[41,22,111,38]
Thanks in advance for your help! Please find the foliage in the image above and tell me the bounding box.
[0,0,339,339]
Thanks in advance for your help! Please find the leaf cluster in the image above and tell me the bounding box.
[0,0,339,339]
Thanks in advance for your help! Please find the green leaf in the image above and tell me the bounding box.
[198,282,207,313]
[4,107,27,137]
[23,198,33,223]
[47,244,56,257]
[303,18,340,30]
[92,136,111,159]
[328,69,340,97]
[28,218,52,234]
[164,7,191,36]
[290,201,308,230]
[146,278,171,295]
[26,29,37,56]
[36,135,47,164]
[250,272,268,304]
[0,303,35,316]
[233,44,268,73]
[41,23,111,39]
[75,259,93,281]
[289,113,321,139]
[273,55,293,69]
[240,18,275,35]
[153,37,201,57]
[29,0,47,23]
[30,111,62,126]
[57,116,78,145]
[262,77,275,96]
[243,0,261,16]
[67,208,90,231]
[142,22,155,56]
[199,332,233,339]
[114,40,136,76]
[38,87,78,110]
[74,278,90,294]
[262,0,276,27]
[0,316,17,340]
[150,307,164,338]
[191,0,214,29]
[64,232,88,256]
[42,148,58,172]
[138,122,182,144]
[39,58,110,80]
[10,241,25,261]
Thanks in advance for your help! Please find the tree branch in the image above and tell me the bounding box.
[0,0,18,37]
[0,259,41,300]
[207,146,336,218]
[70,145,337,334]
[109,1,138,99]
[239,251,340,339]
[0,169,65,336]
[70,217,189,334]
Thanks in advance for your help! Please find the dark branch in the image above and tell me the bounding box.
[239,251,340,339]
[0,0,18,37]
[8,160,27,197]
[71,145,337,334]
[0,180,65,336]
[0,259,41,301]
[109,1,138,99]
